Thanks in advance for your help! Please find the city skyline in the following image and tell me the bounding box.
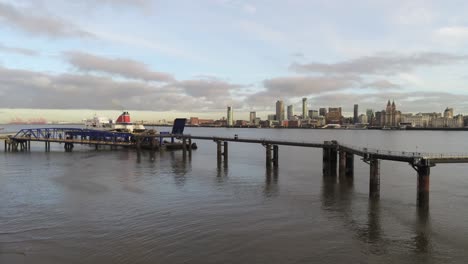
[2,1,468,121]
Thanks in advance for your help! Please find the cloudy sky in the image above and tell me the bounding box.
[1,0,468,122]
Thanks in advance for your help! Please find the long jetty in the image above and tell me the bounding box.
[4,127,468,208]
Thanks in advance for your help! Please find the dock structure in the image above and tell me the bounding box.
[4,128,468,208]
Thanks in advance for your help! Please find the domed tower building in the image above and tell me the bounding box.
[384,100,401,127]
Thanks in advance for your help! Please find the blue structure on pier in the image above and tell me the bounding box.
[14,128,134,143]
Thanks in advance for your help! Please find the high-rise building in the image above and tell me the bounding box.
[276,100,285,123]
[309,110,319,118]
[227,106,233,127]
[366,109,374,125]
[326,107,342,124]
[249,111,256,124]
[353,104,359,124]
[302,98,308,119]
[287,105,294,120]
[319,108,327,117]
[267,114,276,121]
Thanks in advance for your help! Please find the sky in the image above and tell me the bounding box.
[2,0,468,123]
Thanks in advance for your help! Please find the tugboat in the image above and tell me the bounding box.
[84,111,146,133]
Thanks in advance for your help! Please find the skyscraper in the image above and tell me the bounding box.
[227,106,233,127]
[353,104,359,124]
[366,109,374,125]
[249,111,256,124]
[276,100,285,123]
[287,105,294,120]
[302,98,308,119]
[319,108,327,117]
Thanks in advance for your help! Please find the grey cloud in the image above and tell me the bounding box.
[65,51,175,82]
[263,75,360,96]
[0,2,94,38]
[290,52,468,75]
[362,80,401,89]
[170,79,242,98]
[245,75,360,108]
[0,65,243,112]
[0,43,39,56]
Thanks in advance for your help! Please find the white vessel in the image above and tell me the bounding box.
[84,111,145,133]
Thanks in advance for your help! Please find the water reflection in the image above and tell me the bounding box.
[167,151,191,186]
[263,167,279,197]
[321,174,433,258]
[321,175,385,254]
[413,207,432,254]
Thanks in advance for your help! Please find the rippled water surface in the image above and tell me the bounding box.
[1,126,468,263]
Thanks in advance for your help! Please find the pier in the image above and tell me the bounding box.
[3,128,468,208]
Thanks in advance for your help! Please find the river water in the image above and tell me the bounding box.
[1,126,468,263]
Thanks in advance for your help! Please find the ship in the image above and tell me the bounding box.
[84,111,146,133]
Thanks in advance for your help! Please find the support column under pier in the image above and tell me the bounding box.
[265,144,272,168]
[369,159,380,199]
[223,141,228,166]
[216,141,228,167]
[322,148,337,177]
[339,150,347,177]
[417,165,430,209]
[216,141,222,166]
[182,137,187,157]
[345,153,354,177]
[273,145,279,168]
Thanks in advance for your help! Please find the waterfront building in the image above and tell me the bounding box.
[431,114,463,128]
[319,107,327,117]
[366,109,374,125]
[401,114,431,128]
[268,114,277,121]
[309,110,319,118]
[374,111,383,126]
[444,107,454,118]
[326,107,342,124]
[249,111,256,124]
[353,104,359,124]
[235,120,248,127]
[302,98,308,120]
[358,114,368,124]
[287,105,294,120]
[227,106,233,127]
[189,117,199,126]
[376,100,401,127]
[253,117,261,126]
[288,120,300,128]
[276,100,285,123]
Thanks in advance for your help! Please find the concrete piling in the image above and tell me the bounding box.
[345,153,354,177]
[223,141,228,166]
[265,144,272,167]
[217,140,222,166]
[273,145,279,167]
[369,159,380,198]
[339,150,347,177]
[417,165,430,209]
[322,142,337,177]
